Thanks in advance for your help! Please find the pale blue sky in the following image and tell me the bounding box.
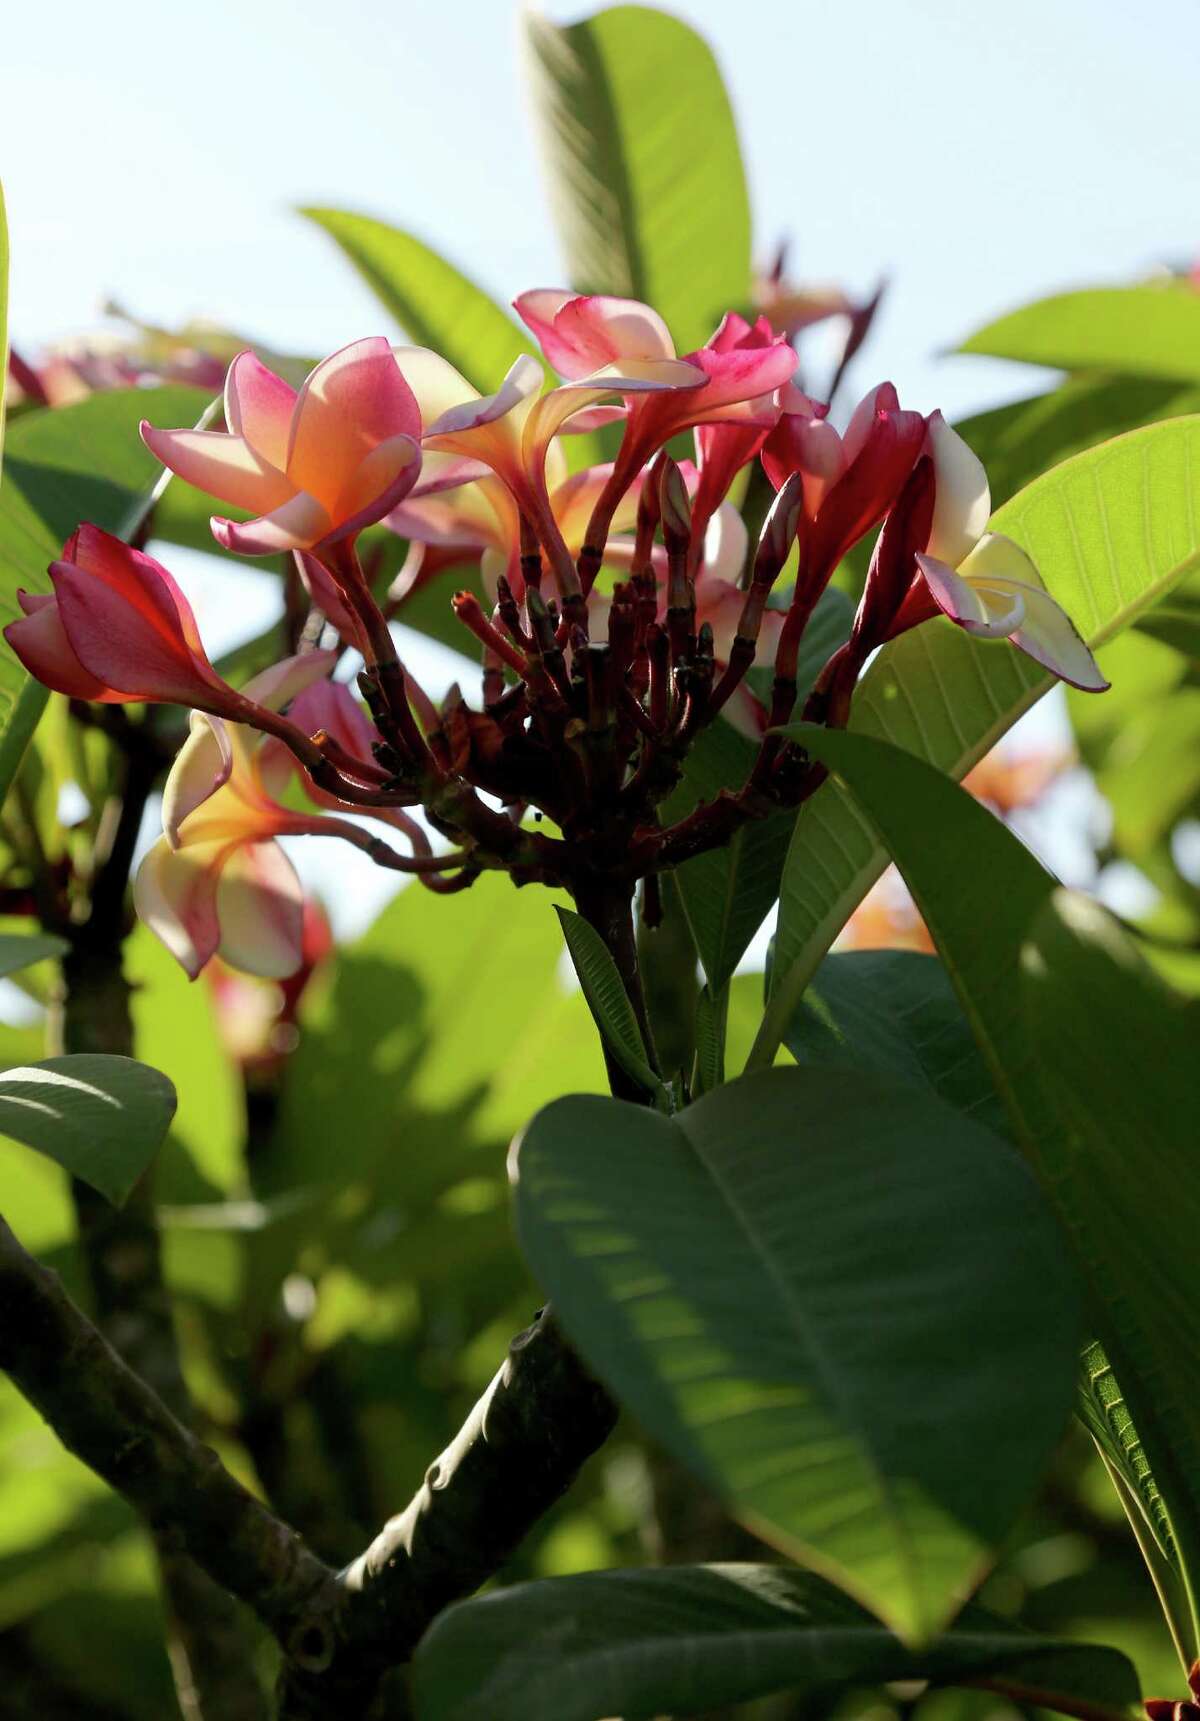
[3,0,1189,936]
[6,0,1197,421]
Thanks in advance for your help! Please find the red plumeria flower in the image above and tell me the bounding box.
[140,339,424,556]
[762,379,927,589]
[4,525,261,714]
[885,413,1109,691]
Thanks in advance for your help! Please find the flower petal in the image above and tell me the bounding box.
[699,503,749,586]
[139,423,294,514]
[242,648,340,713]
[327,432,421,544]
[555,295,678,367]
[223,350,296,469]
[50,533,226,704]
[286,337,420,509]
[163,712,234,847]
[212,489,332,556]
[961,533,1108,690]
[915,553,1005,632]
[4,592,126,702]
[392,346,487,426]
[925,411,991,567]
[134,833,228,979]
[423,354,543,439]
[214,840,306,978]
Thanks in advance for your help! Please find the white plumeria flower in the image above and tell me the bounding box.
[913,414,1109,693]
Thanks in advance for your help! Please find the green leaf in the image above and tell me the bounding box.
[301,208,531,393]
[761,415,1200,1066]
[1022,889,1200,1648]
[0,1054,176,1206]
[957,375,1200,515]
[513,1066,1081,1641]
[0,384,211,800]
[555,905,660,1095]
[958,285,1200,382]
[775,727,1200,1660]
[0,932,68,978]
[524,4,751,353]
[784,950,1009,1142]
[413,1563,1140,1721]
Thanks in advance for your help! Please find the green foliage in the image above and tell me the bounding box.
[0,932,68,978]
[783,726,1200,1663]
[0,1054,176,1206]
[414,1562,1141,1721]
[524,4,752,353]
[555,906,661,1096]
[957,376,1200,513]
[514,1067,1081,1641]
[760,415,1200,1067]
[301,208,531,393]
[783,949,1009,1141]
[958,284,1200,381]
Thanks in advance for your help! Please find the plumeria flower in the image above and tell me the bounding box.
[3,525,282,716]
[140,338,425,556]
[515,293,797,566]
[134,655,420,980]
[410,316,704,591]
[887,414,1109,691]
[762,380,927,591]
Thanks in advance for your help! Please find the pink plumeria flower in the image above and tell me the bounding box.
[140,338,425,556]
[515,294,796,559]
[890,414,1109,692]
[4,525,268,716]
[408,319,703,589]
[135,654,344,979]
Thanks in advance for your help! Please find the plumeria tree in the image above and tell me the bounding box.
[0,9,1198,1721]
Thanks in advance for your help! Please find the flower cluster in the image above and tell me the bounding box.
[5,294,1106,978]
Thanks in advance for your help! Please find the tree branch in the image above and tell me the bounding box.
[0,1210,344,1669]
[276,1308,617,1718]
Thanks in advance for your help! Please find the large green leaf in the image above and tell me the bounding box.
[513,1066,1081,1641]
[0,1054,176,1206]
[783,950,1009,1142]
[301,208,531,393]
[761,415,1200,1065]
[0,385,211,800]
[413,1563,1140,1721]
[777,727,1200,1660]
[524,4,751,353]
[1023,888,1200,1653]
[958,285,1200,382]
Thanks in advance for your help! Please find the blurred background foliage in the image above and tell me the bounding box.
[0,2,1198,1715]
